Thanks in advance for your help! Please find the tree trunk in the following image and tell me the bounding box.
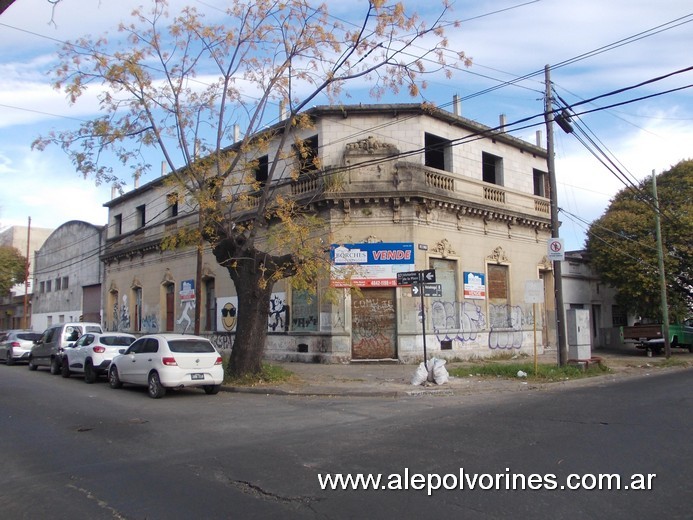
[226,259,275,377]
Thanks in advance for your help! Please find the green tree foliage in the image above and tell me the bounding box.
[585,160,693,322]
[32,0,468,376]
[0,245,27,295]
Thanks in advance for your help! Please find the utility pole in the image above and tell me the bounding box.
[23,216,31,330]
[544,65,568,366]
[652,169,671,358]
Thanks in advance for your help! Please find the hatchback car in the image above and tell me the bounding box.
[0,330,43,365]
[108,334,224,398]
[30,322,103,373]
[61,332,137,383]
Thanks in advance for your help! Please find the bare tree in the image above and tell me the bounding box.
[33,0,468,376]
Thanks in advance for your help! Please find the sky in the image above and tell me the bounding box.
[0,0,691,251]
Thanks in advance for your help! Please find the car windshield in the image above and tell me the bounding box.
[101,336,135,347]
[85,326,102,333]
[167,339,216,353]
[17,333,42,341]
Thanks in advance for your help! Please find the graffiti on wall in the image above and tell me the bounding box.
[216,292,288,333]
[119,295,130,331]
[209,332,233,352]
[427,299,525,350]
[268,294,287,332]
[142,314,159,333]
[176,299,195,333]
[488,304,524,350]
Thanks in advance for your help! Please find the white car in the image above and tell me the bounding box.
[0,330,43,365]
[61,332,137,383]
[108,334,224,398]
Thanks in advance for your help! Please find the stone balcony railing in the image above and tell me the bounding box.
[104,160,550,259]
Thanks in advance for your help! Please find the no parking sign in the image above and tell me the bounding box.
[547,238,565,261]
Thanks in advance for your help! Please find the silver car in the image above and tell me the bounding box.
[0,330,43,365]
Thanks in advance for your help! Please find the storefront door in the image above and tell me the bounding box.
[351,288,397,360]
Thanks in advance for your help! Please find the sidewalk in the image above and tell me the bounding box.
[222,349,693,398]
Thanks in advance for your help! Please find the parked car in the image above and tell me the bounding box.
[61,332,137,383]
[29,322,103,374]
[0,330,43,365]
[108,334,224,398]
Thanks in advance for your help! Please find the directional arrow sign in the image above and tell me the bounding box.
[421,269,436,283]
[412,283,442,297]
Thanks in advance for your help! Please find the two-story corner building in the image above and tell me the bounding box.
[32,221,106,333]
[101,103,556,363]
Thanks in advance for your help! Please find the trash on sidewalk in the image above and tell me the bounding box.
[516,370,528,378]
[411,357,449,386]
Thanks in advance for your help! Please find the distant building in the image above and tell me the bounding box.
[31,221,105,332]
[0,224,53,329]
[560,250,622,350]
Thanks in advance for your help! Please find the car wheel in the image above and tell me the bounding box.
[61,358,71,378]
[147,372,166,399]
[6,348,14,366]
[108,366,122,389]
[203,384,221,395]
[50,357,61,375]
[84,360,96,384]
[28,357,38,371]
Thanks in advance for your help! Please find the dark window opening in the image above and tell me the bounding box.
[114,214,122,235]
[533,168,547,197]
[293,135,319,176]
[136,205,146,228]
[254,155,269,187]
[167,193,179,218]
[482,152,503,185]
[424,133,451,171]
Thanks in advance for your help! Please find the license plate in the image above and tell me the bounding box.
[191,373,204,380]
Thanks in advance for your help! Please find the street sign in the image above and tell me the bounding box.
[412,284,442,297]
[547,238,565,261]
[396,271,421,286]
[421,269,436,283]
[397,269,437,286]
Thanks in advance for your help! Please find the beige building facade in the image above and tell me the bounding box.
[102,104,556,363]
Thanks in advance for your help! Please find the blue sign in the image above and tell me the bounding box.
[331,242,414,265]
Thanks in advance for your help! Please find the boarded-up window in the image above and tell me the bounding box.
[429,258,457,331]
[292,289,318,332]
[488,264,509,300]
[488,264,510,328]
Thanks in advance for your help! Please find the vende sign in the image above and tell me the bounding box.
[330,242,415,287]
[331,243,414,265]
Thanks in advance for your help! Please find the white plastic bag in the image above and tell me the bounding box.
[432,358,449,385]
[411,362,428,386]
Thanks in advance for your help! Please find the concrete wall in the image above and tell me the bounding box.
[32,221,105,333]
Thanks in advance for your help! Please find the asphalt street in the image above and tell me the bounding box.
[0,362,691,519]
